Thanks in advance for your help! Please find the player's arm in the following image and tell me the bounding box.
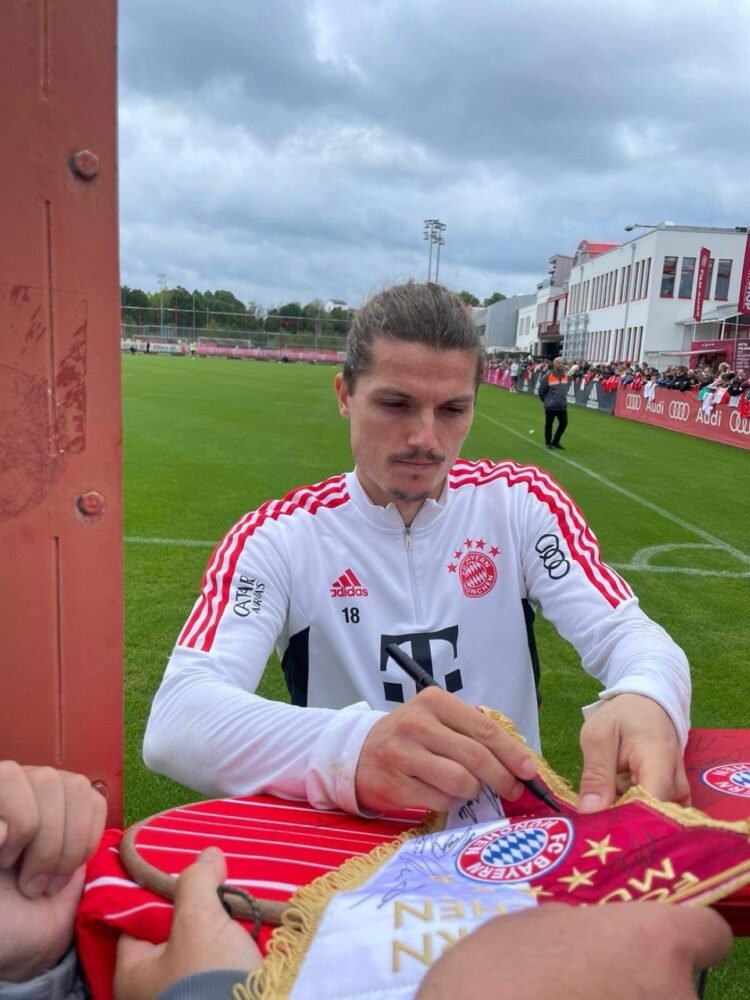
[143,521,381,813]
[518,474,690,810]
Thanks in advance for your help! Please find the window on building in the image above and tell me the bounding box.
[705,258,714,299]
[624,264,632,301]
[715,259,732,300]
[678,257,696,299]
[642,258,651,298]
[660,256,678,297]
[636,326,644,362]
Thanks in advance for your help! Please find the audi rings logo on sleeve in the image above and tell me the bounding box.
[534,534,570,579]
[729,411,750,435]
[625,393,642,411]
[668,400,690,422]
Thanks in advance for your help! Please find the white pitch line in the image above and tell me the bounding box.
[611,563,750,578]
[124,533,748,576]
[126,535,216,547]
[475,409,750,564]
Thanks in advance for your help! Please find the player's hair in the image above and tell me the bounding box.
[342,281,484,391]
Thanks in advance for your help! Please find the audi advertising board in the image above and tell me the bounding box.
[615,388,750,451]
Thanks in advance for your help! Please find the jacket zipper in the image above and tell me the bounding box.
[404,525,424,620]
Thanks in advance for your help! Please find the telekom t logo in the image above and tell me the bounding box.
[379,626,461,702]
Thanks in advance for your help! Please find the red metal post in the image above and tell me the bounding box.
[0,0,123,823]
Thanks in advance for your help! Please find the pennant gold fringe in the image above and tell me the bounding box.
[238,708,750,999]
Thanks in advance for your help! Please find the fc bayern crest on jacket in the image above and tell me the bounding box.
[701,763,750,798]
[447,537,501,598]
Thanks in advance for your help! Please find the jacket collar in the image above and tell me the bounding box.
[345,469,449,531]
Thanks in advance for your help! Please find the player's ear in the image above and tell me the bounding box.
[334,372,351,419]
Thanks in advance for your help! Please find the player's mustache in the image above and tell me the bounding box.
[390,450,446,463]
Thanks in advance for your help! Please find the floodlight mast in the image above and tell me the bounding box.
[422,219,447,281]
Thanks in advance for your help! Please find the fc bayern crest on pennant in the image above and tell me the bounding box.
[701,763,750,798]
[456,816,574,883]
[447,538,500,598]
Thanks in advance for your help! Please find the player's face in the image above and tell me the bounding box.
[334,338,477,523]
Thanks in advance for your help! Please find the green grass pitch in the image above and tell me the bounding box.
[123,353,750,994]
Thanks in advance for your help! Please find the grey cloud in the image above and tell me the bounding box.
[117,0,750,306]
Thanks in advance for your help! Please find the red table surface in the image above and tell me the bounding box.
[684,729,750,936]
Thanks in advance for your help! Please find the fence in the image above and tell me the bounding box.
[121,305,350,348]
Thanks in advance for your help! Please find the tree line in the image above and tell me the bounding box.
[121,285,507,338]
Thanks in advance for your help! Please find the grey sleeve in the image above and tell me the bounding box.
[0,948,88,1000]
[156,970,249,1000]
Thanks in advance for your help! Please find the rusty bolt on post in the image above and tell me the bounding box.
[69,148,100,180]
[77,491,104,516]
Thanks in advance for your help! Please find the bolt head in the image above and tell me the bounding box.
[77,491,104,515]
[69,148,100,179]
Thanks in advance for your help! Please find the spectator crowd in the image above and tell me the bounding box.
[487,355,750,416]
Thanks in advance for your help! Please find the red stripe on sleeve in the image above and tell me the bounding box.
[179,476,349,652]
[450,460,632,608]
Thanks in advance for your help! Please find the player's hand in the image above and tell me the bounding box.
[578,694,690,813]
[354,688,537,812]
[416,902,732,1000]
[0,761,107,982]
[114,847,263,1000]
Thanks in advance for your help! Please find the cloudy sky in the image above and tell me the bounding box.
[118,0,750,309]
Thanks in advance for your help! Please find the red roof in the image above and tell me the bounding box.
[578,240,619,255]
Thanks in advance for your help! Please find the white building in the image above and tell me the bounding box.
[471,293,536,350]
[515,301,537,355]
[562,224,750,367]
[515,253,574,358]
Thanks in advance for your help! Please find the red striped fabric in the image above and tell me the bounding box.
[449,459,633,609]
[76,795,425,1000]
[179,475,349,652]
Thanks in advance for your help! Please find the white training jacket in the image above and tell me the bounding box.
[143,459,690,813]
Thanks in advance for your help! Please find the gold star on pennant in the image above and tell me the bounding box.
[581,835,621,863]
[522,884,554,900]
[558,867,597,892]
